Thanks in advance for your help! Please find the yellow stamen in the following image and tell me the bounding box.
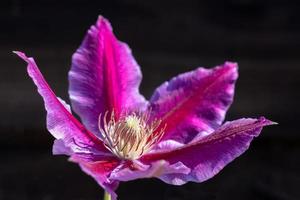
[98,111,165,160]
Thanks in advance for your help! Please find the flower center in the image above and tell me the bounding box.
[124,115,141,133]
[98,111,165,160]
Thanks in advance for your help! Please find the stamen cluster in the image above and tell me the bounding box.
[99,111,165,160]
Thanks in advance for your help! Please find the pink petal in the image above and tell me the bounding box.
[109,160,190,185]
[70,155,120,200]
[140,117,275,185]
[69,16,147,135]
[149,62,238,144]
[14,51,109,155]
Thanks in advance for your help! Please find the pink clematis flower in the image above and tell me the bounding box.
[15,16,275,200]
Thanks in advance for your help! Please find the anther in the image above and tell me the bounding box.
[98,111,165,160]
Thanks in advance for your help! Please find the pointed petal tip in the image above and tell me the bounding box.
[97,15,104,24]
[97,15,108,23]
[96,15,111,30]
[225,61,239,80]
[224,61,238,72]
[258,116,278,126]
[216,61,238,79]
[97,15,103,20]
[13,50,24,57]
[13,51,29,62]
[225,61,238,67]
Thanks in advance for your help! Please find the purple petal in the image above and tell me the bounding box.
[14,51,109,155]
[141,117,275,185]
[109,160,190,184]
[69,16,147,135]
[149,62,238,144]
[52,139,73,155]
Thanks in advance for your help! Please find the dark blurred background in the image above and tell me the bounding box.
[1,0,299,199]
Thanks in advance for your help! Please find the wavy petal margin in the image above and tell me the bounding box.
[149,62,238,144]
[69,16,147,135]
[14,51,109,155]
[140,117,275,185]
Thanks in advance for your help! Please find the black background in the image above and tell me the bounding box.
[1,0,299,199]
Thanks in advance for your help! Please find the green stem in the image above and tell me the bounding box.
[104,191,111,200]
